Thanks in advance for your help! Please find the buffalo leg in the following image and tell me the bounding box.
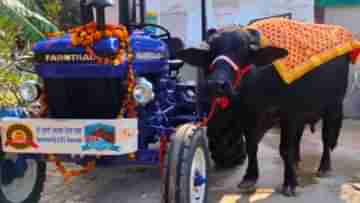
[279,116,299,196]
[237,133,262,193]
[317,104,343,177]
[294,123,306,170]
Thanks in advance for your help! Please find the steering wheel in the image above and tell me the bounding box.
[127,23,171,39]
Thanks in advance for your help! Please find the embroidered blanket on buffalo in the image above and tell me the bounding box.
[247,18,360,84]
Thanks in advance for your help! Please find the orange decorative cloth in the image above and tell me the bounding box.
[247,18,360,84]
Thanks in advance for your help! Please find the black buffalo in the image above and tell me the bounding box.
[177,29,348,196]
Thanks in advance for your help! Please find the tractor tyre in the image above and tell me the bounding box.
[162,124,210,203]
[0,153,46,203]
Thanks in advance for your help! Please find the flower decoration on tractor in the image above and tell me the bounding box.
[44,22,138,182]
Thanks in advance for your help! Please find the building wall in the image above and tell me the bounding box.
[105,0,314,47]
[324,7,360,36]
[105,0,119,24]
[324,7,360,118]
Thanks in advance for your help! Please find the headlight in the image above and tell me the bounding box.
[19,80,42,103]
[133,77,155,105]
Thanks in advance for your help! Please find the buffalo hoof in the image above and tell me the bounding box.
[280,185,297,197]
[317,170,332,178]
[237,180,257,193]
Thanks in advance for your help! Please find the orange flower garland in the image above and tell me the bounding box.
[47,31,65,38]
[69,22,130,65]
[118,39,137,118]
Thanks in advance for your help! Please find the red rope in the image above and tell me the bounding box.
[159,136,168,177]
[197,98,219,127]
[351,48,360,64]
[234,64,252,87]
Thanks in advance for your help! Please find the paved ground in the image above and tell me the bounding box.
[40,119,360,203]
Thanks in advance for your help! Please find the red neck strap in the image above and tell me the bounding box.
[234,64,252,87]
[351,48,360,64]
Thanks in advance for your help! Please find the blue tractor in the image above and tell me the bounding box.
[0,1,245,203]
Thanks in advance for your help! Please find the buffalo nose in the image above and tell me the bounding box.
[206,80,230,96]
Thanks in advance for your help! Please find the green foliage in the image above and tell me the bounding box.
[35,0,63,28]
[0,0,60,107]
[0,0,59,42]
[0,0,83,107]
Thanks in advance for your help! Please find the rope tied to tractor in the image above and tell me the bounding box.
[44,22,137,183]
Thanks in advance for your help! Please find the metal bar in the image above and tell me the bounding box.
[201,0,208,41]
[119,0,130,25]
[131,0,137,24]
[96,8,106,30]
[140,0,146,24]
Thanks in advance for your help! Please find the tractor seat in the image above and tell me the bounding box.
[162,37,185,59]
[162,37,185,71]
[88,0,114,7]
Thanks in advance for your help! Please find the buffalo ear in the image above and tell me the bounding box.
[246,28,262,51]
[176,48,211,68]
[250,46,288,66]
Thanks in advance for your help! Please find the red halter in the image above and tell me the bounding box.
[209,55,252,88]
[197,55,252,128]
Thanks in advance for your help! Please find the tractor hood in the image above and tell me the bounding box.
[32,32,169,78]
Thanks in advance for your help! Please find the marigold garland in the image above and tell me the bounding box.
[69,22,130,66]
[47,31,65,38]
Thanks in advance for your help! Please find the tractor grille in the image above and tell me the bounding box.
[44,78,126,119]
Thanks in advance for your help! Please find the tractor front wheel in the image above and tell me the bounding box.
[0,153,46,203]
[162,124,210,203]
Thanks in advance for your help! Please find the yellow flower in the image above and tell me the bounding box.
[105,30,113,37]
[114,30,124,39]
[71,35,81,46]
[113,59,122,66]
[80,31,87,38]
[128,53,134,61]
[94,31,102,40]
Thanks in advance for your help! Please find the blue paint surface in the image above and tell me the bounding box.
[0,108,27,118]
[32,32,169,78]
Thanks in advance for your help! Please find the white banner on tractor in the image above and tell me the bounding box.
[0,119,138,156]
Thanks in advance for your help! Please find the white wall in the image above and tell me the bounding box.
[106,0,119,24]
[324,7,360,118]
[105,0,314,47]
[324,7,360,36]
[212,0,314,27]
[160,0,314,47]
